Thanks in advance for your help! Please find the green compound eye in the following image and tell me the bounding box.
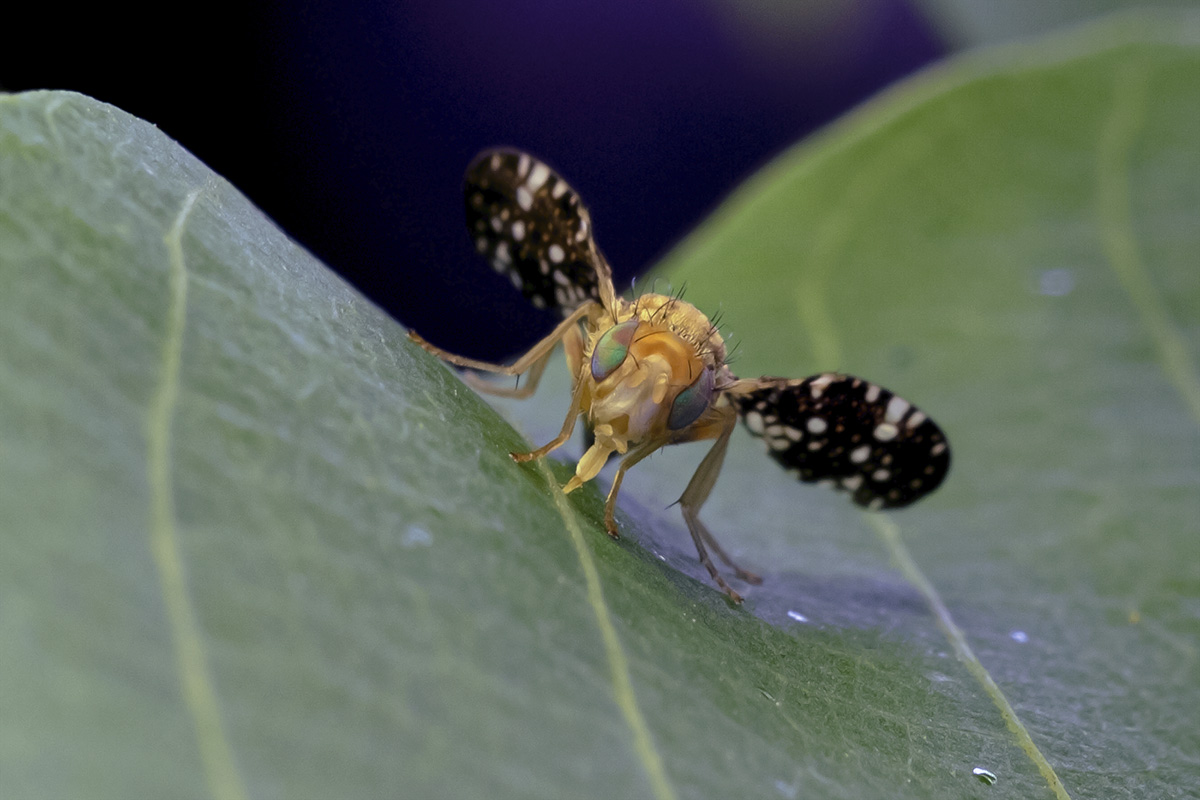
[668,367,714,430]
[591,319,639,381]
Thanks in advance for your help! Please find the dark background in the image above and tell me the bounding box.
[4,0,944,360]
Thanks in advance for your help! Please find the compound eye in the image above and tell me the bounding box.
[591,319,639,381]
[668,367,714,430]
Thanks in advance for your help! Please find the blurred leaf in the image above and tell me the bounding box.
[915,0,1200,47]
[1,12,1197,800]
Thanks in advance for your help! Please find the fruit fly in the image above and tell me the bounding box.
[409,149,951,602]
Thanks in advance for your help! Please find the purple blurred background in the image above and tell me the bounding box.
[5,0,943,359]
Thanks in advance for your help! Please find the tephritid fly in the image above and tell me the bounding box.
[410,149,950,602]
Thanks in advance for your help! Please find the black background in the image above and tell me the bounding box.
[4,0,943,359]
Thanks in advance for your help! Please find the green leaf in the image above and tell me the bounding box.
[1,13,1197,800]
[914,0,1200,46]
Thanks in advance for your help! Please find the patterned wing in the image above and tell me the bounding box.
[464,149,609,315]
[732,374,950,509]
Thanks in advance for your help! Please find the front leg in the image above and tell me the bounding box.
[511,369,590,463]
[597,438,664,539]
[407,300,596,397]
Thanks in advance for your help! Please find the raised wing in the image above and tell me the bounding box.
[464,149,611,316]
[731,373,950,509]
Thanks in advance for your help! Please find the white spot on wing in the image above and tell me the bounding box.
[865,383,882,403]
[744,411,764,434]
[850,444,870,463]
[806,417,827,434]
[494,241,511,264]
[809,374,835,398]
[516,186,533,211]
[874,423,898,442]
[511,220,526,241]
[526,162,550,191]
[885,396,910,424]
[548,244,565,263]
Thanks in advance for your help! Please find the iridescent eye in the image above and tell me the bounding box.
[591,319,639,381]
[668,367,714,430]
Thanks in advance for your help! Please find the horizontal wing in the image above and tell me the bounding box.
[731,373,950,509]
[464,149,611,316]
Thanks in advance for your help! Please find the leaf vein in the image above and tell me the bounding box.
[1097,61,1200,424]
[148,187,248,800]
[797,261,1071,797]
[534,459,677,800]
[870,517,1073,800]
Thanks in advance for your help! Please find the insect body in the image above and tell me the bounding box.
[410,149,951,602]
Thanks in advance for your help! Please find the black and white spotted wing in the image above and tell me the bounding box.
[464,149,608,316]
[733,374,950,510]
